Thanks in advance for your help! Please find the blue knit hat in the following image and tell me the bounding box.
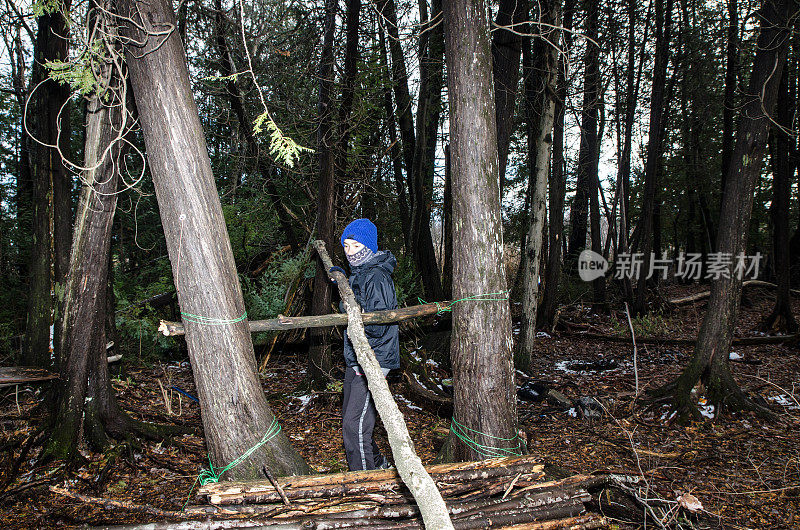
[341,218,378,252]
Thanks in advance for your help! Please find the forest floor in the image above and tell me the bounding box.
[1,283,799,529]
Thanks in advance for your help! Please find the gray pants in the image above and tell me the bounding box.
[342,367,384,471]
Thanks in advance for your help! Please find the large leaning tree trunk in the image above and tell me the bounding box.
[519,0,561,371]
[117,0,310,478]
[762,66,798,332]
[308,0,338,390]
[24,0,72,368]
[537,0,574,331]
[649,0,796,421]
[441,0,519,462]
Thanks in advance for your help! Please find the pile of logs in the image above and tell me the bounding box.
[192,456,608,529]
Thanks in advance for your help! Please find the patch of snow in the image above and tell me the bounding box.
[294,394,313,412]
[728,351,743,360]
[394,394,422,411]
[425,358,439,368]
[566,408,577,417]
[698,398,715,419]
[536,332,551,339]
[768,394,800,410]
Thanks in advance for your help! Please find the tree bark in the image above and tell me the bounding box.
[441,0,518,462]
[762,66,798,332]
[313,241,454,530]
[308,0,338,390]
[519,0,560,370]
[492,0,527,191]
[650,0,796,420]
[24,1,72,368]
[117,0,310,478]
[633,0,673,315]
[538,0,574,331]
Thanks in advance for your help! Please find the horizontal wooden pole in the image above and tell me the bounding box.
[158,301,452,337]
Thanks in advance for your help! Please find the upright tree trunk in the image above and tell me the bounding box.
[537,0,574,330]
[308,0,338,390]
[762,67,798,332]
[379,0,443,300]
[378,24,411,250]
[335,0,362,182]
[583,0,606,311]
[42,75,122,460]
[24,3,72,368]
[633,0,673,315]
[653,0,795,420]
[721,0,738,199]
[118,0,310,478]
[493,0,527,191]
[410,0,445,302]
[443,144,453,299]
[566,0,601,267]
[519,0,561,370]
[441,0,518,462]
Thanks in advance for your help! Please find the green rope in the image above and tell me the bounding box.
[181,311,248,326]
[418,290,510,316]
[450,418,522,458]
[182,418,282,511]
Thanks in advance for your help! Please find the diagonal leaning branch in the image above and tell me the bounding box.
[312,240,454,530]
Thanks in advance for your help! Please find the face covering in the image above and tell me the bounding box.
[346,246,374,267]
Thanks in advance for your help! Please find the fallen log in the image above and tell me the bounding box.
[669,279,800,305]
[0,366,58,388]
[158,300,452,337]
[559,331,798,346]
[199,455,547,505]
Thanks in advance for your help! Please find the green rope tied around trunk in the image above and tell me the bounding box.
[450,418,521,458]
[183,418,281,510]
[181,310,248,326]
[418,290,510,316]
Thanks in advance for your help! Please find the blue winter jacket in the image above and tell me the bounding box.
[342,251,400,370]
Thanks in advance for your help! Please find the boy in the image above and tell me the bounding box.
[331,218,399,471]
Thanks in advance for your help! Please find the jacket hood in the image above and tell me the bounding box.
[352,250,396,275]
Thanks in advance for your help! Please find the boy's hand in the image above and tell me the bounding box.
[328,266,346,284]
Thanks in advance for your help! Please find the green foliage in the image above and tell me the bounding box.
[31,0,63,17]
[611,311,671,337]
[252,114,313,168]
[240,251,314,342]
[391,253,422,307]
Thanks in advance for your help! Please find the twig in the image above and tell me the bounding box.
[502,472,522,499]
[262,466,290,506]
[624,302,639,396]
